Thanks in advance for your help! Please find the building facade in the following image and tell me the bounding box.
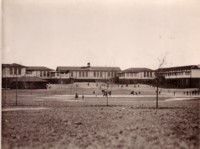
[118,68,155,84]
[158,65,200,88]
[2,63,26,78]
[2,63,200,89]
[2,63,53,89]
[53,63,121,84]
[25,66,53,79]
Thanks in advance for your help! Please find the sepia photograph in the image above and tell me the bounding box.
[1,0,200,148]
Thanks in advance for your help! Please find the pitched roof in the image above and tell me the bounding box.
[2,63,26,68]
[158,65,199,71]
[123,68,154,73]
[56,66,121,72]
[27,66,54,71]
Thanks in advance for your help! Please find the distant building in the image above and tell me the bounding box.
[2,63,27,78]
[26,66,53,79]
[2,63,200,89]
[2,63,53,89]
[158,65,200,88]
[54,63,121,83]
[4,76,48,89]
[118,68,155,84]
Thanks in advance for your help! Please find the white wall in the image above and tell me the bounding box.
[191,69,200,78]
[70,71,116,79]
[2,68,26,77]
[119,72,155,80]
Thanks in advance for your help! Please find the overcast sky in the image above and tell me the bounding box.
[2,0,200,70]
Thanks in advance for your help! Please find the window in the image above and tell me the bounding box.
[71,72,73,77]
[10,68,13,75]
[18,68,21,75]
[144,72,146,77]
[85,72,88,77]
[147,72,149,77]
[83,72,85,77]
[94,72,96,77]
[40,71,43,77]
[14,68,17,75]
[100,72,102,77]
[185,71,191,75]
[26,70,32,75]
[108,72,110,77]
[127,73,129,77]
[79,71,81,77]
[111,72,113,77]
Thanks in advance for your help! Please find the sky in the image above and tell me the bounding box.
[2,0,200,70]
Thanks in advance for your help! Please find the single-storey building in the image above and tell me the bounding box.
[5,76,48,89]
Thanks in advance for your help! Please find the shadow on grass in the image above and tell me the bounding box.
[2,103,46,108]
[46,104,187,110]
[2,102,189,110]
[132,106,185,110]
[88,106,186,109]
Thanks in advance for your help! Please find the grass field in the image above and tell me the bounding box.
[2,83,200,149]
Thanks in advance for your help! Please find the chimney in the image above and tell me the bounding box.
[87,62,91,67]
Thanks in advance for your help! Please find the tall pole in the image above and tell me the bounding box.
[155,69,159,109]
[70,71,73,95]
[156,77,159,109]
[70,77,72,95]
[16,75,18,106]
[30,75,32,95]
[2,0,5,104]
[106,78,108,106]
[155,54,166,109]
[105,69,109,106]
[5,70,7,104]
[60,71,61,84]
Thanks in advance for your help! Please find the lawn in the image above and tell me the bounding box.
[2,83,200,149]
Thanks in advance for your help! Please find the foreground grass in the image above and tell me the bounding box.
[2,100,200,149]
[2,85,200,149]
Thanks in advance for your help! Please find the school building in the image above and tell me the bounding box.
[2,63,53,89]
[2,63,200,89]
[50,63,121,84]
[118,68,155,84]
[158,65,200,88]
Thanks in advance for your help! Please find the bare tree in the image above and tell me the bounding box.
[155,54,167,108]
[105,67,115,106]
